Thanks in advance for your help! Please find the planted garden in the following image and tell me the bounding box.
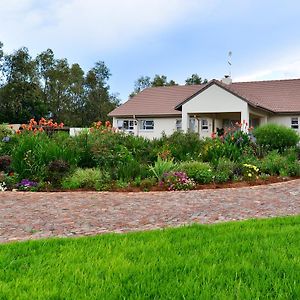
[0,119,299,192]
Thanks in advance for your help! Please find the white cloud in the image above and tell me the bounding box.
[0,0,209,57]
[235,51,300,82]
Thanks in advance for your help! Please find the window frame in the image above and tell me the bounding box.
[201,119,209,131]
[117,119,134,131]
[139,120,154,131]
[291,117,299,129]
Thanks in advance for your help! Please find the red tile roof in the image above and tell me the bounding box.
[109,78,300,117]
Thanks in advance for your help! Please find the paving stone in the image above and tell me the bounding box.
[0,179,299,243]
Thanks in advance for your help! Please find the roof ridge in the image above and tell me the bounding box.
[233,78,300,84]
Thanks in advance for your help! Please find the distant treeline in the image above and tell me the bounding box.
[0,42,119,126]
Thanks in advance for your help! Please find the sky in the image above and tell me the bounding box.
[1,0,300,102]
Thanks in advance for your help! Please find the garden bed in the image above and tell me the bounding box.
[1,120,299,193]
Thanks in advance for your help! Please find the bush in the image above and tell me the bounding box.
[214,159,238,183]
[259,150,300,176]
[47,160,70,186]
[0,155,12,173]
[61,168,111,191]
[254,123,300,152]
[176,161,214,184]
[11,132,78,181]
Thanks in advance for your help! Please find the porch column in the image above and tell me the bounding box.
[182,109,189,133]
[241,105,250,132]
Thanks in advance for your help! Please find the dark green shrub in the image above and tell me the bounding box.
[61,168,111,191]
[254,123,300,152]
[176,161,214,184]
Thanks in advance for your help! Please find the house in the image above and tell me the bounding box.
[108,77,300,139]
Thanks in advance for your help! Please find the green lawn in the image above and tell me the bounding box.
[1,216,300,299]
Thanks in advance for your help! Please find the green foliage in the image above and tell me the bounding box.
[254,123,300,152]
[149,157,176,181]
[1,217,300,298]
[177,161,214,183]
[11,132,78,181]
[259,150,300,176]
[0,43,119,126]
[242,163,260,180]
[153,131,204,162]
[214,159,238,183]
[61,168,111,191]
[185,73,208,85]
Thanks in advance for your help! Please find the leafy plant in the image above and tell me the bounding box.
[242,163,260,180]
[61,168,111,191]
[149,157,176,181]
[176,161,214,184]
[254,123,300,153]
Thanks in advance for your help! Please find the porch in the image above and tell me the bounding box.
[186,111,266,138]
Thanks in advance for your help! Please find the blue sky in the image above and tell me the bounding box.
[1,0,300,101]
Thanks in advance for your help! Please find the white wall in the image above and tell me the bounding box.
[268,115,300,134]
[182,84,249,132]
[113,117,181,139]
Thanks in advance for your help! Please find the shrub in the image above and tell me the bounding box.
[254,123,300,152]
[11,132,78,181]
[0,124,14,141]
[149,157,177,181]
[176,161,214,184]
[241,163,260,180]
[259,150,300,176]
[61,168,111,191]
[160,171,195,191]
[214,159,238,183]
[47,160,70,186]
[0,155,12,173]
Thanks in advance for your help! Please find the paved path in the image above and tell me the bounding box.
[0,179,299,243]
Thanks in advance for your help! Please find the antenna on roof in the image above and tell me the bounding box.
[228,51,232,77]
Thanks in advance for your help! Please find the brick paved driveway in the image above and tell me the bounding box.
[0,179,299,243]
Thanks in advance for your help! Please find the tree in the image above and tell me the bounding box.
[84,61,119,125]
[0,43,119,126]
[0,47,46,123]
[185,74,208,85]
[152,74,177,87]
[130,76,151,97]
[129,74,178,97]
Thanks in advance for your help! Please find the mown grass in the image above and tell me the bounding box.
[0,216,300,299]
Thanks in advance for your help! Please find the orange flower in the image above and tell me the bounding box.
[39,127,44,132]
[59,122,64,128]
[105,121,111,127]
[16,130,21,134]
[21,124,27,129]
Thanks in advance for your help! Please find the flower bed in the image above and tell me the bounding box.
[0,119,299,192]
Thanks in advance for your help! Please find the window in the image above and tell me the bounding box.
[176,119,182,131]
[291,117,299,129]
[201,119,208,131]
[117,119,134,131]
[189,118,196,132]
[140,120,154,130]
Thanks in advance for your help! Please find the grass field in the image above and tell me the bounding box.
[0,216,300,299]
